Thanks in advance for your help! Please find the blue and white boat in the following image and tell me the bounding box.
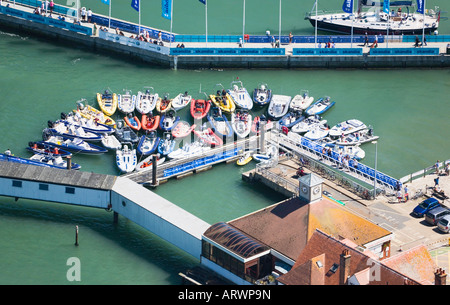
[252,145,278,163]
[114,120,139,145]
[277,111,306,129]
[27,141,72,158]
[328,119,367,138]
[167,141,210,160]
[116,144,137,173]
[40,134,108,155]
[207,107,233,138]
[291,116,328,134]
[304,126,330,141]
[227,80,253,110]
[0,153,80,170]
[305,97,335,116]
[45,120,102,142]
[253,83,272,106]
[157,133,176,156]
[137,131,161,156]
[159,109,180,132]
[60,112,114,134]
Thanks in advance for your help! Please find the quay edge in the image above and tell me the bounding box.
[0,11,450,69]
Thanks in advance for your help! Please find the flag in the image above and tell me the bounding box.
[342,0,353,14]
[383,0,390,14]
[199,0,206,4]
[101,0,110,4]
[162,0,172,20]
[416,0,424,14]
[131,0,139,12]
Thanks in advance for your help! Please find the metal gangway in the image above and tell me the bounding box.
[265,129,398,198]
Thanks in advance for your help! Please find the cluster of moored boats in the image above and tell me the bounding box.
[0,79,379,173]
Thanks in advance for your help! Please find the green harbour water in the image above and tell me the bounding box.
[0,0,449,284]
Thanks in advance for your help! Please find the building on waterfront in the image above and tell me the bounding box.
[200,173,395,284]
[277,230,441,285]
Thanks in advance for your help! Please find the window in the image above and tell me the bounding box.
[65,187,75,194]
[39,184,49,191]
[12,180,22,188]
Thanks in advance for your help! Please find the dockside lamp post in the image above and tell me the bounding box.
[372,140,378,199]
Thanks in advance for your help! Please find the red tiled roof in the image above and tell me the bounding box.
[278,230,422,285]
[229,196,391,261]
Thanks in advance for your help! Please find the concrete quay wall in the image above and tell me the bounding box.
[1,11,449,69]
[174,53,450,69]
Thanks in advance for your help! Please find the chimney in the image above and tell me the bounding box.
[339,249,351,285]
[435,268,447,285]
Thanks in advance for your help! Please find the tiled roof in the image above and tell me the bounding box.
[383,245,437,284]
[228,195,391,261]
[278,230,422,285]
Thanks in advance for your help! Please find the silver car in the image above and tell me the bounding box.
[437,215,450,233]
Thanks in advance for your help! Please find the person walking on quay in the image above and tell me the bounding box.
[434,176,440,188]
[87,8,92,23]
[81,7,86,22]
[404,185,409,202]
[49,0,54,15]
[363,32,368,46]
[435,160,440,174]
[289,32,293,44]
[397,189,403,203]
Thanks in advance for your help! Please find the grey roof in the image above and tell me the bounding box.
[299,173,323,187]
[0,161,116,190]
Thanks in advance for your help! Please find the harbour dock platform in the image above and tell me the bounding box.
[1,0,449,69]
[123,136,261,185]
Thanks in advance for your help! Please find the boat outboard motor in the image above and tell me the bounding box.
[42,128,52,140]
[61,112,67,120]
[47,120,55,128]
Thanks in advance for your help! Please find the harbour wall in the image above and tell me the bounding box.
[1,5,449,69]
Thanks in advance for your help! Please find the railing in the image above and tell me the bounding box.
[254,151,300,197]
[0,4,92,35]
[399,159,450,184]
[266,129,395,199]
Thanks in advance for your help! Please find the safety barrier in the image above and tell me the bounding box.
[293,48,363,56]
[0,5,92,35]
[370,47,440,55]
[162,147,240,178]
[175,35,240,43]
[170,47,285,56]
[403,35,450,43]
[98,30,170,55]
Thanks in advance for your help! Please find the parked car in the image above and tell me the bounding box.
[437,215,450,233]
[425,206,450,225]
[412,197,440,217]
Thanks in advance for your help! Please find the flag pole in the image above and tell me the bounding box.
[242,0,246,46]
[315,0,318,48]
[422,0,426,47]
[205,1,208,47]
[170,0,173,48]
[139,0,141,35]
[351,0,354,48]
[278,0,281,43]
[108,0,111,29]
